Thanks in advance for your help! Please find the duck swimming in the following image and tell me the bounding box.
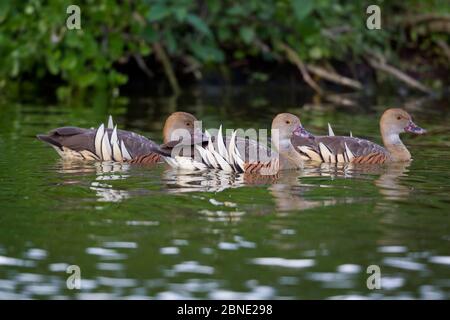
[37,111,202,164]
[164,112,314,174]
[294,108,426,164]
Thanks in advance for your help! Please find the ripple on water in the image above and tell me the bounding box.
[383,257,426,271]
[209,286,276,300]
[169,279,220,293]
[337,264,362,274]
[172,239,189,246]
[429,256,450,266]
[24,248,47,260]
[156,291,192,300]
[306,272,355,288]
[420,285,445,299]
[218,242,239,250]
[0,256,35,267]
[85,247,127,260]
[126,220,159,226]
[201,247,214,255]
[15,273,45,283]
[24,284,59,296]
[96,263,124,271]
[378,246,408,253]
[76,293,117,300]
[172,261,214,275]
[160,247,180,255]
[251,258,315,269]
[48,263,69,272]
[0,279,16,291]
[102,241,138,249]
[199,209,246,222]
[2,103,450,300]
[97,276,137,288]
[381,276,405,290]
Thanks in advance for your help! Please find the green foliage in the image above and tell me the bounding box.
[0,0,447,97]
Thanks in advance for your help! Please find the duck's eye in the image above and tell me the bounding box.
[397,116,401,120]
[285,120,290,124]
[186,122,191,126]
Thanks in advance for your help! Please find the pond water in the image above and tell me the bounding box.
[0,89,449,299]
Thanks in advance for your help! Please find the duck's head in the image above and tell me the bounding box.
[272,113,313,140]
[163,112,203,144]
[381,108,426,136]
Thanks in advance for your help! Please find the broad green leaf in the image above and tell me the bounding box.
[83,35,99,58]
[147,4,171,22]
[173,7,188,22]
[46,50,61,75]
[78,72,98,88]
[291,0,314,21]
[139,43,151,56]
[189,42,224,63]
[186,14,211,36]
[218,27,231,42]
[108,34,124,59]
[47,58,59,75]
[56,86,71,100]
[0,1,10,23]
[61,54,77,70]
[10,57,19,77]
[227,5,246,16]
[240,27,255,44]
[309,47,322,60]
[108,71,128,85]
[142,25,158,42]
[164,30,177,54]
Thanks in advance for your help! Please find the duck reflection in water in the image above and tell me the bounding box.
[268,162,411,211]
[57,160,132,202]
[162,169,246,193]
[373,162,410,200]
[55,158,410,205]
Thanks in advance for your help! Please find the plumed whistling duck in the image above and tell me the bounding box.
[164,112,314,174]
[293,108,426,164]
[37,112,203,164]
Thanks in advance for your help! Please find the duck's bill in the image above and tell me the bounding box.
[293,126,314,139]
[404,121,426,135]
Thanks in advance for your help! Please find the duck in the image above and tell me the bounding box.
[37,112,203,164]
[293,108,426,164]
[164,113,314,174]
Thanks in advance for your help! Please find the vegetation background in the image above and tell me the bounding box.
[0,0,449,102]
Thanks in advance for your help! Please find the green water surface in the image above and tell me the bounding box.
[0,91,449,299]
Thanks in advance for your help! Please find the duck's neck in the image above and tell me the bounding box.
[274,138,304,169]
[381,127,411,162]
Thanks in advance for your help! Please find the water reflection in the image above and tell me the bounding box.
[374,162,410,200]
[162,169,245,193]
[55,159,411,206]
[2,93,449,300]
[57,160,132,202]
[268,162,410,211]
